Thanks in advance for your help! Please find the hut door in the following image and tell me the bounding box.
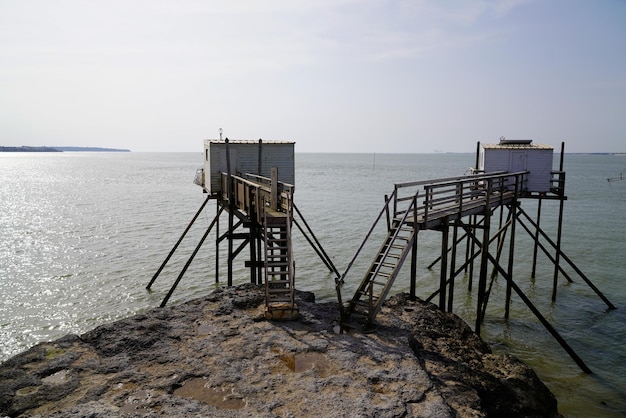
[510,151,526,173]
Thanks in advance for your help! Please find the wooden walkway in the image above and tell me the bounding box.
[338,168,616,374]
[340,170,530,331]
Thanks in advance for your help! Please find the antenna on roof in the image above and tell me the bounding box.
[219,128,223,140]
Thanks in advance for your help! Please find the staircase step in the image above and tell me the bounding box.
[267,262,289,267]
[353,297,379,307]
[267,253,288,258]
[268,288,291,294]
[268,238,288,242]
[269,289,291,302]
[267,275,289,280]
[268,280,290,285]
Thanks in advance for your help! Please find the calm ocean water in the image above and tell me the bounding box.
[1,151,625,417]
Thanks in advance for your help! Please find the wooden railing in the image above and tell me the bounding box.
[219,171,294,223]
[550,170,566,196]
[338,170,529,309]
[392,171,529,227]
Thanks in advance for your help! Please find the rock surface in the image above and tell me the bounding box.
[0,284,559,417]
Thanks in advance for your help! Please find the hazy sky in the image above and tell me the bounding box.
[1,0,625,153]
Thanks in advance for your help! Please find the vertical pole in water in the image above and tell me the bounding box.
[531,197,542,279]
[439,217,449,310]
[505,177,519,319]
[271,167,279,211]
[226,138,234,287]
[410,235,418,301]
[257,233,263,285]
[467,141,481,290]
[552,142,566,301]
[249,187,257,285]
[215,199,220,283]
[257,139,264,285]
[468,213,476,291]
[448,219,458,313]
[410,196,418,301]
[476,179,492,334]
[258,139,263,176]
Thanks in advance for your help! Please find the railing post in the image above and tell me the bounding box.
[271,167,279,211]
[393,185,398,217]
[457,181,463,215]
[410,195,418,300]
[384,194,391,232]
[424,186,430,224]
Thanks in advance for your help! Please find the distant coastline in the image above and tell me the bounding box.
[0,146,131,152]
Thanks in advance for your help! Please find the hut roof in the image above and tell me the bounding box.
[482,139,553,150]
[204,139,295,145]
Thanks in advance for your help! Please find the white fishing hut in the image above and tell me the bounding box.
[478,139,554,193]
[201,139,295,195]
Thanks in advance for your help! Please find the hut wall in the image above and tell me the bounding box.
[480,146,554,193]
[203,141,295,194]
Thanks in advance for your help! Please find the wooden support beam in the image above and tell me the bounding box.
[439,218,449,310]
[476,181,492,334]
[146,195,212,290]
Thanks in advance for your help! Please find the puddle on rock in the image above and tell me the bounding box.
[120,389,153,415]
[16,386,39,396]
[197,323,216,335]
[280,352,334,377]
[41,369,70,385]
[173,378,244,410]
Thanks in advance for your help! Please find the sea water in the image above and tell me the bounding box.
[1,151,624,417]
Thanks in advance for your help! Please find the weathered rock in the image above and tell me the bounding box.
[0,284,559,417]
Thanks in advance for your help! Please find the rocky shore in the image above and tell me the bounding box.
[0,284,559,417]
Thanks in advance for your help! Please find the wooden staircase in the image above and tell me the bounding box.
[343,217,417,331]
[263,210,297,319]
[338,171,529,331]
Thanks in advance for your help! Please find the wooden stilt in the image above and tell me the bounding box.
[468,213,477,291]
[476,183,492,333]
[146,195,212,290]
[439,218,449,310]
[160,212,221,307]
[505,202,517,319]
[552,142,567,301]
[531,196,542,279]
[448,220,458,312]
[552,197,565,301]
[215,199,220,283]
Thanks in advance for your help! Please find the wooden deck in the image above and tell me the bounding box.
[341,170,529,331]
[393,171,526,230]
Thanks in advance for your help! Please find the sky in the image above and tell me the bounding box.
[1,0,625,153]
